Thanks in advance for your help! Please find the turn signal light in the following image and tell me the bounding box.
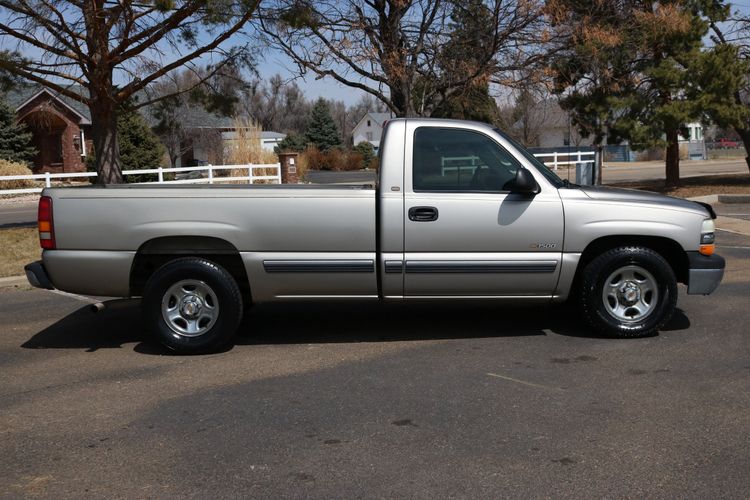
[38,196,55,250]
[699,244,715,256]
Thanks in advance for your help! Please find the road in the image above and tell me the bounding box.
[1,230,749,498]
[0,203,36,228]
[601,158,749,183]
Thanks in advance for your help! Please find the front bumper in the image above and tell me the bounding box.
[24,260,54,290]
[686,252,725,295]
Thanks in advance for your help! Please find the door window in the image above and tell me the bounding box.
[412,127,521,192]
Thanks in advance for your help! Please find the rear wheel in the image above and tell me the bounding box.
[142,257,243,353]
[579,246,677,338]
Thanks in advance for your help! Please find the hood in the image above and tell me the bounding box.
[578,185,711,217]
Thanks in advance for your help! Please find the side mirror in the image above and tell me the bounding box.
[510,169,540,195]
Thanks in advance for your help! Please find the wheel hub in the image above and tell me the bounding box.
[161,279,219,337]
[619,281,641,305]
[180,295,203,318]
[602,265,659,324]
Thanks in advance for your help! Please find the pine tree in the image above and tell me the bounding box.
[0,97,36,163]
[305,98,341,151]
[274,133,308,154]
[430,0,499,123]
[117,107,165,183]
[549,0,746,187]
[353,141,376,168]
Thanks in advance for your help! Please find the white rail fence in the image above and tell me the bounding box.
[534,151,595,170]
[1,150,595,195]
[0,163,281,195]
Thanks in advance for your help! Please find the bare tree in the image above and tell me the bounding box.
[238,74,312,134]
[0,0,260,182]
[258,0,547,117]
[707,11,750,173]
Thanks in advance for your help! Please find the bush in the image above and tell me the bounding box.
[301,145,326,170]
[300,146,365,172]
[274,133,307,154]
[353,141,376,168]
[0,159,41,191]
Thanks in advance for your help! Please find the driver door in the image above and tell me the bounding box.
[403,125,564,297]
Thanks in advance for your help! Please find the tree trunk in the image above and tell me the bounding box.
[594,143,604,185]
[736,127,750,174]
[665,128,680,188]
[89,97,123,184]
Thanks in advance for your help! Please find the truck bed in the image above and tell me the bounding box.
[42,184,378,299]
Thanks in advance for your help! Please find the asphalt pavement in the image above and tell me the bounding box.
[1,231,749,498]
[0,203,36,228]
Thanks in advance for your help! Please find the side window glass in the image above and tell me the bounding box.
[412,127,520,192]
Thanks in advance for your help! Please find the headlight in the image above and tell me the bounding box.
[700,219,715,255]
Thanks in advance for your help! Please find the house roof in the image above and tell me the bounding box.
[260,131,285,139]
[6,85,91,124]
[367,112,391,126]
[353,111,393,137]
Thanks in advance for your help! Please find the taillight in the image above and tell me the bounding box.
[38,196,55,250]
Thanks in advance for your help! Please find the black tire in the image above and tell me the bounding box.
[579,246,677,338]
[142,257,243,354]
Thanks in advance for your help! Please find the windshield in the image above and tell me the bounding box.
[493,129,566,188]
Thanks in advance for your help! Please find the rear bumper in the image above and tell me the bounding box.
[686,252,725,295]
[24,260,54,290]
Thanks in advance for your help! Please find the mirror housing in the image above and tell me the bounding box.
[510,169,540,195]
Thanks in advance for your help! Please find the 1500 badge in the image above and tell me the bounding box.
[530,243,557,249]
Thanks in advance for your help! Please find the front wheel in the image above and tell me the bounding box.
[142,257,243,354]
[579,246,677,338]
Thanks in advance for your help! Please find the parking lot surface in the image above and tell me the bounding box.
[1,232,749,498]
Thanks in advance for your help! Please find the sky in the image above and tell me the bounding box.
[253,50,365,105]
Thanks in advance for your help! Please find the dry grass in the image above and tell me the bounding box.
[0,160,43,191]
[224,118,279,183]
[610,174,750,198]
[0,228,40,278]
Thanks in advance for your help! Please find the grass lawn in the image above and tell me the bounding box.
[0,228,40,278]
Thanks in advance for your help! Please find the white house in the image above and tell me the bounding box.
[220,130,286,152]
[352,112,392,150]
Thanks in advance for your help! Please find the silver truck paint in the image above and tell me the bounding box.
[27,118,723,305]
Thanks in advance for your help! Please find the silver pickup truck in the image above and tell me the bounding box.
[25,118,725,353]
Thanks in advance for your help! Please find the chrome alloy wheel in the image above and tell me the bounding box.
[161,279,219,337]
[602,265,659,323]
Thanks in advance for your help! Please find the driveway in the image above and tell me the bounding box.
[1,231,749,498]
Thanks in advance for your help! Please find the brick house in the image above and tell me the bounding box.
[8,86,92,173]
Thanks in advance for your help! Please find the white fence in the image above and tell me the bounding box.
[534,151,595,170]
[1,150,594,195]
[0,163,281,195]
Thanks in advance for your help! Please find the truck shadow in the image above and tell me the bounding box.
[22,299,691,354]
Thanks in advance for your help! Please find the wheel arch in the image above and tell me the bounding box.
[129,236,251,301]
[572,235,688,293]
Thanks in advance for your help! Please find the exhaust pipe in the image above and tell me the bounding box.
[89,298,139,313]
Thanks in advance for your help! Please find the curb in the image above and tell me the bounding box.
[0,275,29,288]
[715,216,750,237]
[718,194,750,204]
[688,194,750,204]
[686,194,750,236]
